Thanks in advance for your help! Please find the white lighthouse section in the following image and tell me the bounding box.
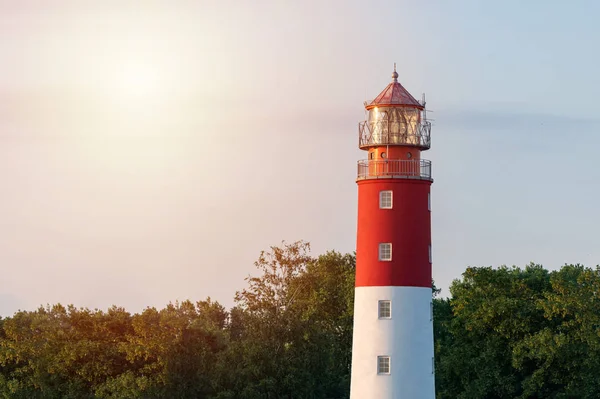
[350,286,435,399]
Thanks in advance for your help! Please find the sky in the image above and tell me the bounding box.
[1,0,599,316]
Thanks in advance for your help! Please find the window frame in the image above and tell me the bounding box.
[378,300,392,319]
[378,243,392,261]
[379,190,393,209]
[377,356,391,375]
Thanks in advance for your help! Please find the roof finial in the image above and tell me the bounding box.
[392,62,398,82]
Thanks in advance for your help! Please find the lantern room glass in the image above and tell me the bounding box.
[367,106,421,146]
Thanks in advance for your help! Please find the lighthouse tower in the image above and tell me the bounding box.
[350,66,435,399]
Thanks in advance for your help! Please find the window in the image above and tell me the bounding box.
[379,191,392,209]
[378,356,391,374]
[428,192,431,211]
[432,357,435,374]
[430,302,433,321]
[369,152,374,159]
[378,300,391,319]
[379,243,392,261]
[380,152,386,159]
[428,244,432,263]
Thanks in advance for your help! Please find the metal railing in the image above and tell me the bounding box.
[358,120,431,149]
[357,159,432,181]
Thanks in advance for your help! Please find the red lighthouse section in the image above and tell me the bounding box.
[355,66,433,289]
[356,179,431,287]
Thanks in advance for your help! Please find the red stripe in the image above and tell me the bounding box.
[356,179,432,287]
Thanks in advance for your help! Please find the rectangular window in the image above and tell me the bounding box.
[432,357,435,374]
[379,190,393,209]
[378,300,391,319]
[378,356,391,374]
[430,302,433,321]
[428,192,431,211]
[379,243,392,261]
[428,244,432,263]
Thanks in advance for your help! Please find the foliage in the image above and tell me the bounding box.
[434,263,600,399]
[0,241,355,398]
[222,241,355,398]
[1,242,599,398]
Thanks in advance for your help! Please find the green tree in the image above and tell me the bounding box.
[291,250,355,398]
[224,240,315,398]
[513,265,600,399]
[98,299,228,399]
[0,304,133,398]
[436,264,551,399]
[216,241,355,399]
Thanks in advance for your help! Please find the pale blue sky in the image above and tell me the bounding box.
[0,1,598,315]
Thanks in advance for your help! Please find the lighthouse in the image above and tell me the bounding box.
[350,66,435,399]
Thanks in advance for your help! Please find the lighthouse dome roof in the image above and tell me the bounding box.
[366,66,423,110]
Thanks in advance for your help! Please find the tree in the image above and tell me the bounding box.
[291,250,355,398]
[99,299,228,399]
[513,265,600,399]
[222,240,315,398]
[435,264,551,399]
[218,241,355,399]
[9,245,600,398]
[0,304,133,398]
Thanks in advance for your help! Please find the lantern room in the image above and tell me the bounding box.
[358,66,431,150]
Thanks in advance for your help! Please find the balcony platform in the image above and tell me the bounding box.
[357,159,432,181]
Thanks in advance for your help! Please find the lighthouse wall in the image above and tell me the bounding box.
[350,286,434,399]
[355,179,432,288]
[350,177,434,399]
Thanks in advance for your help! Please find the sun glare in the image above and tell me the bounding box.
[117,62,162,98]
[112,61,166,107]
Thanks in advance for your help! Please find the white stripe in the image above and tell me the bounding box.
[350,286,435,399]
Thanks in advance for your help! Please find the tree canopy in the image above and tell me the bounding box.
[435,263,600,399]
[1,241,599,398]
